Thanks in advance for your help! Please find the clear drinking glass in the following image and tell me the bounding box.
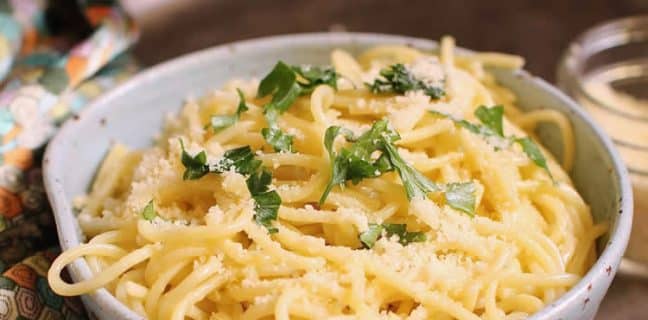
[558,15,648,274]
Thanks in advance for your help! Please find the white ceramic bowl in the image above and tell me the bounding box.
[43,33,633,320]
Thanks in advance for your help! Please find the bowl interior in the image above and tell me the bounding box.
[43,33,632,320]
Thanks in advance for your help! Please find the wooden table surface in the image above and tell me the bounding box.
[125,1,648,318]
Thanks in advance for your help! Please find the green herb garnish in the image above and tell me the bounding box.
[257,62,339,152]
[141,200,157,221]
[258,62,302,114]
[383,223,427,246]
[367,63,445,99]
[359,223,426,248]
[359,224,383,248]
[444,182,477,216]
[319,120,398,204]
[261,127,294,153]
[436,105,505,138]
[515,137,553,179]
[179,143,281,233]
[292,65,338,94]
[210,146,262,175]
[384,143,474,213]
[247,169,281,233]
[474,105,504,137]
[179,139,209,180]
[430,105,553,179]
[320,126,357,203]
[455,118,482,135]
[382,142,441,200]
[210,88,249,132]
[320,120,477,215]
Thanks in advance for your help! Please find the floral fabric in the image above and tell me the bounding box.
[0,0,138,319]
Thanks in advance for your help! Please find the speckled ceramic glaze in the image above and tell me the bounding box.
[42,33,633,320]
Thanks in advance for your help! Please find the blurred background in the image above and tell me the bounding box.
[123,0,648,83]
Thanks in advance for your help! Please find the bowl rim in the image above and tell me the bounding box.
[43,32,634,319]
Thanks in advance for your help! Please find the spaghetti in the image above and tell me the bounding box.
[48,37,606,320]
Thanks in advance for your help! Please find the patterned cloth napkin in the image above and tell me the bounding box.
[0,0,138,318]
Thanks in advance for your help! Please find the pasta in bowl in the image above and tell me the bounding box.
[43,34,632,320]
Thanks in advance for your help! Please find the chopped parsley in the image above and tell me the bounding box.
[474,105,504,137]
[179,139,209,180]
[367,63,445,99]
[358,224,382,248]
[257,62,339,152]
[430,105,553,179]
[320,121,398,204]
[382,142,441,200]
[359,223,426,248]
[210,88,249,132]
[383,223,427,246]
[179,142,281,233]
[209,145,262,175]
[320,126,358,203]
[320,120,477,216]
[437,105,506,138]
[261,127,294,153]
[292,65,338,94]
[180,143,261,179]
[443,182,477,216]
[384,142,475,213]
[141,200,157,221]
[247,169,280,233]
[515,137,553,179]
[258,62,302,115]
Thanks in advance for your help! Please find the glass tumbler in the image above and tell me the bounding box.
[558,15,648,273]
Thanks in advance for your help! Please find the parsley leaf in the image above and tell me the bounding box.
[343,120,398,185]
[474,105,504,137]
[359,223,383,248]
[515,137,553,179]
[236,88,250,114]
[431,106,505,138]
[141,200,157,221]
[258,62,301,152]
[320,120,476,216]
[210,114,237,132]
[246,168,272,194]
[367,63,445,99]
[261,127,294,153]
[179,139,209,180]
[359,223,426,248]
[444,182,477,216]
[258,62,302,113]
[258,61,340,152]
[292,65,338,94]
[319,120,397,204]
[210,146,262,175]
[456,119,482,134]
[178,143,281,233]
[210,88,249,132]
[383,223,427,246]
[320,126,356,203]
[247,169,280,233]
[324,126,356,157]
[430,106,553,179]
[251,191,281,234]
[382,142,441,200]
[368,64,416,93]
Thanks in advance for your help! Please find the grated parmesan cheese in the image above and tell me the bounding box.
[406,56,445,89]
